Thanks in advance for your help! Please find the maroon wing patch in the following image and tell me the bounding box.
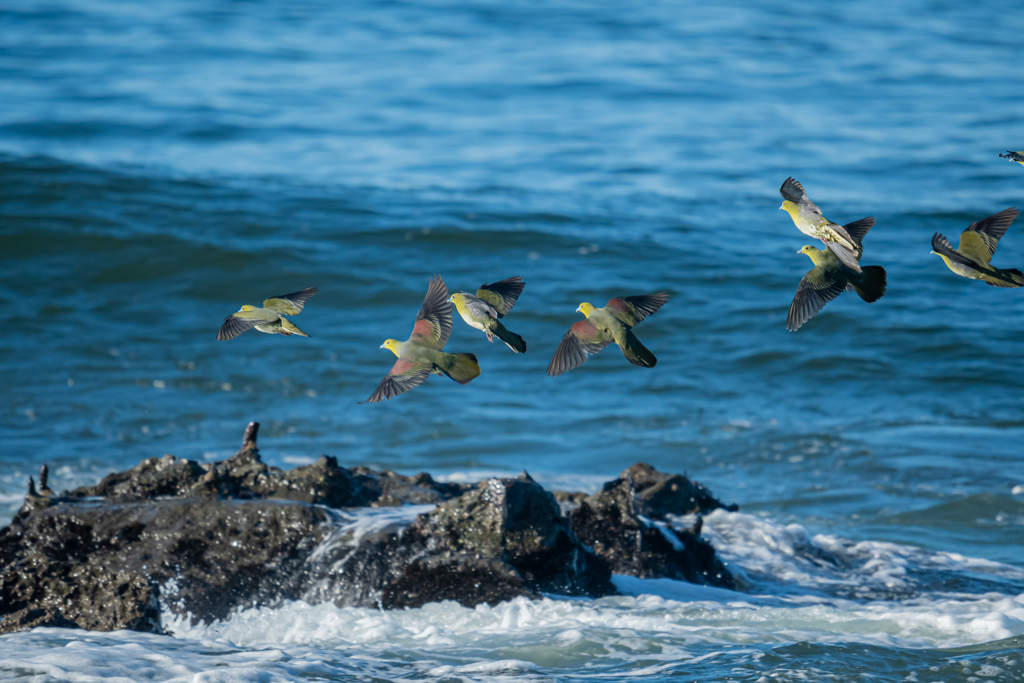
[361,359,432,403]
[604,292,670,327]
[546,320,611,377]
[409,275,452,349]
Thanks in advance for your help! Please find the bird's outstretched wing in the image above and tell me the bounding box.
[787,267,847,332]
[931,232,977,268]
[780,177,822,214]
[999,151,1024,164]
[547,320,612,377]
[959,207,1019,265]
[409,275,452,350]
[476,276,525,318]
[263,287,319,316]
[605,292,671,327]
[842,217,875,247]
[361,359,432,403]
[217,314,259,341]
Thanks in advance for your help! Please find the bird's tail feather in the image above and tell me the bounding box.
[619,330,657,368]
[986,268,1024,287]
[494,322,527,354]
[439,353,481,384]
[281,319,310,337]
[849,266,887,303]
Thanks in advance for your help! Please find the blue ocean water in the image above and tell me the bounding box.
[1,0,1023,680]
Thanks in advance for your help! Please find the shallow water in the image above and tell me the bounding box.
[2,0,1023,680]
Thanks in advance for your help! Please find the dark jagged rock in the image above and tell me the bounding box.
[563,466,735,589]
[0,497,326,632]
[69,422,472,508]
[0,424,736,634]
[301,473,615,610]
[78,454,207,502]
[618,463,738,518]
[382,556,527,609]
[38,465,54,497]
[388,473,614,607]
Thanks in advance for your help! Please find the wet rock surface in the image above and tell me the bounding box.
[565,476,734,588]
[72,422,472,508]
[0,422,738,634]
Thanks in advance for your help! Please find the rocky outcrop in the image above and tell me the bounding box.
[0,495,325,632]
[302,472,615,610]
[0,423,737,634]
[565,474,734,588]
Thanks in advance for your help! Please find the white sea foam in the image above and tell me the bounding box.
[696,509,1024,599]
[154,509,1024,653]
[307,503,434,565]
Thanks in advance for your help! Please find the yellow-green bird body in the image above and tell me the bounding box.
[547,292,670,377]
[788,245,887,332]
[999,151,1024,167]
[780,177,864,274]
[931,208,1023,288]
[217,287,318,341]
[449,276,527,353]
[380,339,480,381]
[363,275,481,403]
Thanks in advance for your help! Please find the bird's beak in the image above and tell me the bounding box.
[796,249,803,254]
[379,343,386,349]
[779,203,784,210]
[575,305,581,313]
[929,250,935,255]
[447,296,453,303]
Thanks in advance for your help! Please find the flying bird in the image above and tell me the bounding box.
[787,231,887,332]
[788,217,885,331]
[217,287,318,341]
[450,276,527,353]
[780,177,864,274]
[363,275,481,403]
[547,292,670,377]
[999,151,1024,166]
[931,208,1023,287]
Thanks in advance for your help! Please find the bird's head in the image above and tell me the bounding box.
[576,302,595,318]
[238,305,258,312]
[448,292,466,306]
[380,339,401,357]
[799,245,827,265]
[780,200,799,217]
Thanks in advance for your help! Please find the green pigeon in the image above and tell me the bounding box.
[362,275,481,403]
[999,151,1024,167]
[931,208,1024,288]
[547,292,670,377]
[449,276,527,353]
[787,217,887,332]
[780,177,864,274]
[217,287,318,341]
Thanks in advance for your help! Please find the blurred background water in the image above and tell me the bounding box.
[1,0,1023,680]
